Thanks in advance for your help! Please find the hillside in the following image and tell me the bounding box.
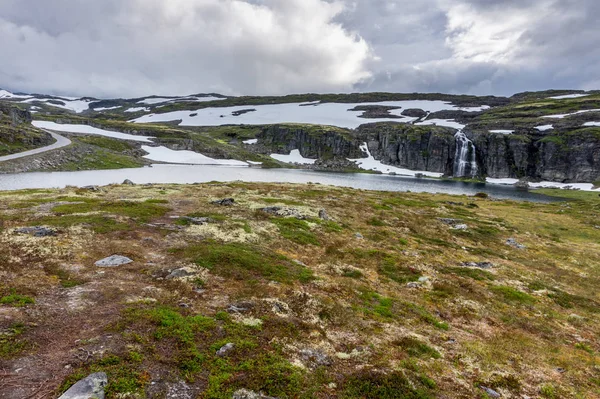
[0,103,53,156]
[1,89,600,185]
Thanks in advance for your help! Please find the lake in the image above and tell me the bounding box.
[0,164,560,202]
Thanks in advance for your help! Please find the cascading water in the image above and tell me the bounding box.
[453,131,478,178]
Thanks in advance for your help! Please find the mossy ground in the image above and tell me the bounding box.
[0,183,598,398]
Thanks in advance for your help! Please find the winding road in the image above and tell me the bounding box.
[0,130,71,162]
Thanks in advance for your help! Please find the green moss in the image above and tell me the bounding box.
[393,337,441,359]
[76,136,135,152]
[342,370,435,399]
[272,217,320,246]
[0,323,28,359]
[0,292,34,307]
[490,286,536,305]
[52,199,170,223]
[61,150,145,171]
[442,267,495,281]
[180,241,314,283]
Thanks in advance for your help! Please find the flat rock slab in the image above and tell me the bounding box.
[14,226,57,237]
[58,372,107,399]
[95,255,133,267]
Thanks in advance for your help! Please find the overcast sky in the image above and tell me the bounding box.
[0,0,598,98]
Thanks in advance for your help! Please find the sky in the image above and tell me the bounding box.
[0,0,598,98]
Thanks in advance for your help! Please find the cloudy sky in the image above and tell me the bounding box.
[0,0,598,98]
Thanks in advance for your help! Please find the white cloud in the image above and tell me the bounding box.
[0,0,373,97]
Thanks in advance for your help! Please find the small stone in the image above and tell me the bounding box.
[122,179,135,185]
[14,226,57,237]
[556,367,566,373]
[166,268,195,280]
[94,255,133,267]
[480,386,500,398]
[506,238,526,249]
[181,216,210,225]
[81,185,100,191]
[212,198,235,206]
[216,343,235,357]
[406,282,421,289]
[58,372,107,399]
[461,261,494,269]
[318,209,329,220]
[354,232,364,239]
[452,224,468,230]
[299,348,332,367]
[232,389,278,399]
[438,218,462,225]
[418,276,429,283]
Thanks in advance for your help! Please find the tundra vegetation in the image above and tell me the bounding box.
[0,182,598,398]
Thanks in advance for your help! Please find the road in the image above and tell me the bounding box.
[0,130,71,162]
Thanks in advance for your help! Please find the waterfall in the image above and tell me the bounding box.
[453,131,478,178]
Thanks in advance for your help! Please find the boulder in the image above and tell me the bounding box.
[122,179,135,185]
[58,372,107,399]
[95,255,133,267]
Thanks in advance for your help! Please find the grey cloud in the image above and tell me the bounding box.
[0,0,598,97]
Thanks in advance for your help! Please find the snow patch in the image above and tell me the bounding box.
[125,107,150,113]
[142,145,248,166]
[486,178,600,192]
[348,143,443,177]
[583,122,600,127]
[131,100,488,129]
[415,119,465,130]
[0,89,32,99]
[535,125,554,131]
[490,130,514,134]
[94,106,121,111]
[32,121,154,142]
[22,97,94,113]
[243,139,258,145]
[549,94,589,100]
[270,150,316,165]
[543,109,600,119]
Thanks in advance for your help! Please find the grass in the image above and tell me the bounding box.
[0,292,35,307]
[393,337,441,359]
[271,217,320,246]
[442,267,495,281]
[490,286,536,305]
[342,370,435,399]
[0,323,28,359]
[178,241,314,283]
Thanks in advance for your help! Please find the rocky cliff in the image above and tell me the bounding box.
[255,123,600,183]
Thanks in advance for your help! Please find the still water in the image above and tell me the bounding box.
[0,164,559,202]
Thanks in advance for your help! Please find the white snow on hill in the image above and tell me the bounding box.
[22,97,95,113]
[130,101,488,129]
[32,121,154,142]
[549,94,589,100]
[0,89,32,99]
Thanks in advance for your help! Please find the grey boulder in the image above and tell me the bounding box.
[58,372,107,399]
[95,255,133,267]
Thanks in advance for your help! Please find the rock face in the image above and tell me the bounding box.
[58,372,107,399]
[473,130,600,182]
[255,123,600,183]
